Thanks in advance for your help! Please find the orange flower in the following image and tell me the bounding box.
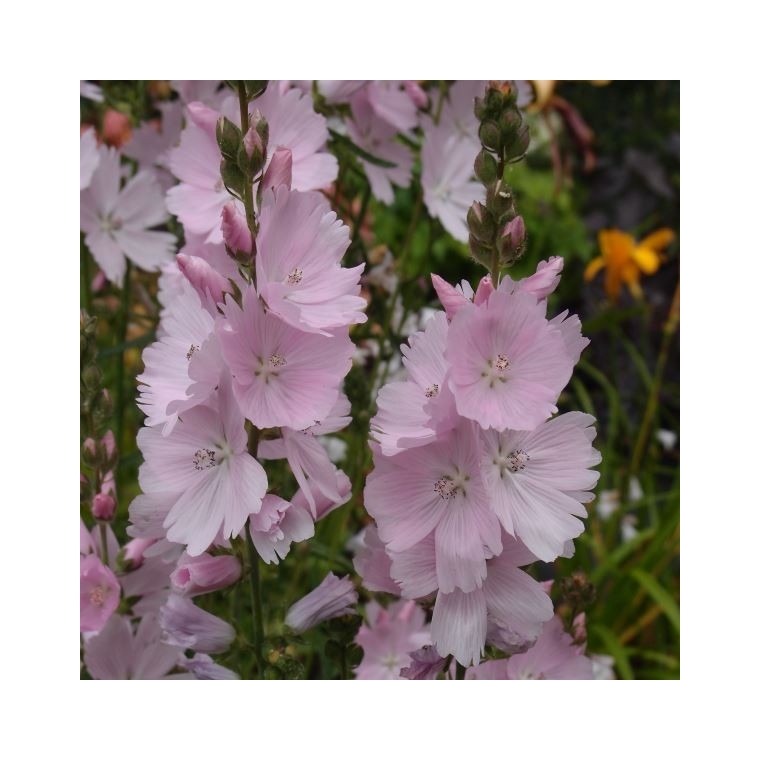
[585,228,674,302]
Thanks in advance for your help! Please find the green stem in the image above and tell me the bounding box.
[455,661,466,680]
[115,260,132,477]
[630,283,680,477]
[245,529,265,677]
[98,522,109,566]
[81,237,93,314]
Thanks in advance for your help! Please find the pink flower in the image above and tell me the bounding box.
[290,467,352,522]
[179,653,239,680]
[467,616,594,679]
[511,256,564,300]
[371,311,457,456]
[353,524,400,595]
[136,379,267,556]
[481,412,601,561]
[249,494,314,564]
[446,289,576,431]
[171,80,225,108]
[221,201,253,256]
[84,614,187,680]
[347,88,413,204]
[366,421,502,593]
[255,187,366,334]
[80,554,120,633]
[80,127,100,190]
[421,129,482,242]
[170,552,242,596]
[176,252,232,312]
[354,600,431,679]
[436,80,485,145]
[365,81,420,132]
[218,287,354,430]
[137,287,218,435]
[80,146,176,283]
[285,573,358,634]
[160,594,235,653]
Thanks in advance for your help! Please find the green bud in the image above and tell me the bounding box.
[486,181,515,218]
[244,81,268,100]
[473,95,488,120]
[485,86,504,113]
[220,158,247,198]
[505,124,530,162]
[478,120,501,152]
[474,149,498,184]
[216,117,243,162]
[82,364,102,391]
[467,202,497,244]
[468,234,494,269]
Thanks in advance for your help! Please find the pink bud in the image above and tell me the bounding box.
[83,437,97,457]
[518,256,564,300]
[187,101,219,140]
[92,492,116,521]
[403,80,428,108]
[101,429,117,465]
[431,273,470,320]
[261,146,293,191]
[122,537,156,569]
[170,553,242,597]
[473,275,495,305]
[220,202,253,255]
[243,124,264,159]
[501,215,526,250]
[176,252,231,310]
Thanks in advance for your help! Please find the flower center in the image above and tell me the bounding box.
[268,354,286,368]
[424,383,439,398]
[381,653,401,671]
[89,585,108,607]
[481,353,511,387]
[193,448,217,471]
[186,344,200,361]
[100,214,123,234]
[433,470,469,501]
[286,267,303,285]
[493,447,530,477]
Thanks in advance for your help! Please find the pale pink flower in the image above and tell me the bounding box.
[436,80,486,145]
[170,552,242,596]
[80,554,120,633]
[513,256,564,300]
[160,594,235,653]
[121,537,156,569]
[179,653,239,680]
[218,287,354,430]
[221,201,253,256]
[80,80,104,102]
[176,252,232,312]
[371,311,457,456]
[255,187,366,334]
[80,145,176,283]
[481,412,601,561]
[310,80,368,104]
[431,273,494,319]
[290,467,352,522]
[137,286,218,434]
[353,524,400,595]
[136,380,267,556]
[261,146,293,192]
[399,646,448,680]
[171,80,225,108]
[84,614,188,680]
[285,573,358,634]
[446,289,576,431]
[421,128,482,242]
[249,494,314,564]
[347,88,413,204]
[80,127,100,190]
[365,81,420,131]
[354,600,431,679]
[366,421,502,593]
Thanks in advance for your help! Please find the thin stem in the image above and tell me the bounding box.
[455,661,466,680]
[98,522,109,566]
[81,237,93,314]
[630,282,680,477]
[115,259,132,477]
[245,530,265,676]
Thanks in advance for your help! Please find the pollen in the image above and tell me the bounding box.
[494,354,510,371]
[89,585,108,607]
[287,267,303,285]
[193,448,217,471]
[434,477,459,500]
[186,344,200,361]
[425,383,439,398]
[268,354,287,368]
[506,449,530,473]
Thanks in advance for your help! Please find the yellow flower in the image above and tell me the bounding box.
[585,228,674,302]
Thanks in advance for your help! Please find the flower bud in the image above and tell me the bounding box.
[468,235,494,269]
[261,147,293,192]
[82,364,102,391]
[100,429,118,470]
[467,202,496,244]
[120,537,156,570]
[478,120,502,152]
[505,124,530,161]
[473,275,495,305]
[285,572,358,634]
[92,492,116,521]
[221,201,253,258]
[177,253,231,309]
[486,180,515,218]
[474,149,498,184]
[216,116,243,161]
[160,594,235,654]
[498,215,526,263]
[170,553,242,597]
[102,109,132,148]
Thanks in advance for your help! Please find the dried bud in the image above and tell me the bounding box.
[467,202,496,244]
[221,202,253,259]
[261,147,293,192]
[92,492,116,521]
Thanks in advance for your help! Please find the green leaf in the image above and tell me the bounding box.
[630,569,680,633]
[329,129,397,168]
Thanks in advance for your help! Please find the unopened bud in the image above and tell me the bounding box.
[244,81,268,100]
[242,123,266,176]
[120,537,157,570]
[498,215,526,263]
[468,235,494,269]
[100,429,118,469]
[467,202,496,244]
[505,124,530,161]
[171,553,242,597]
[474,149,498,184]
[473,275,495,305]
[486,181,515,218]
[261,147,293,192]
[216,116,243,161]
[92,492,116,521]
[82,364,102,390]
[221,202,253,259]
[479,120,501,152]
[177,253,231,309]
